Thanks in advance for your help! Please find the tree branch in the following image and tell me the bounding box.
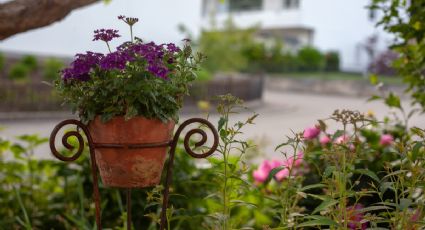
[0,0,100,40]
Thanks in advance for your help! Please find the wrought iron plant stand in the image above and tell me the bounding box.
[49,118,219,230]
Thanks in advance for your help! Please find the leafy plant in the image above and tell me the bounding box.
[370,0,425,111]
[324,51,340,72]
[43,58,64,81]
[21,55,38,71]
[0,52,5,72]
[55,15,204,124]
[8,63,29,81]
[297,46,325,72]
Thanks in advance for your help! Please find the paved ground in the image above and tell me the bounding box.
[2,90,424,160]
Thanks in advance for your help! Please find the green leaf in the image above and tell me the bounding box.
[411,142,423,161]
[369,74,379,85]
[385,92,401,109]
[297,216,339,228]
[312,198,338,214]
[354,169,380,182]
[265,165,287,184]
[323,166,336,178]
[300,184,326,192]
[217,117,227,131]
[399,198,412,210]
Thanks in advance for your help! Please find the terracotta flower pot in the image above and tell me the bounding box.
[88,116,175,188]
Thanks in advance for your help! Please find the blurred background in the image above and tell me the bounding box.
[1,0,423,159]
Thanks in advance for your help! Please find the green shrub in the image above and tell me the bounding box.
[0,52,4,71]
[43,58,64,81]
[297,46,324,72]
[195,68,213,82]
[8,63,29,81]
[324,51,340,72]
[21,55,38,70]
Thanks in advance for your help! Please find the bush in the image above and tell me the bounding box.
[43,58,64,81]
[368,50,398,76]
[8,63,29,81]
[324,51,340,72]
[21,55,38,70]
[0,52,4,71]
[297,46,324,72]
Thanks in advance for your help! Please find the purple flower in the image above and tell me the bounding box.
[93,29,120,42]
[147,63,169,79]
[99,51,134,70]
[166,43,181,53]
[62,52,104,81]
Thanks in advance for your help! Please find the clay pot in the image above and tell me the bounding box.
[88,116,175,188]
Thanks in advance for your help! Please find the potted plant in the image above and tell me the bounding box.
[54,16,204,188]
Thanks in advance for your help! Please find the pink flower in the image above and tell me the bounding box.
[253,160,272,183]
[303,126,321,140]
[347,204,367,230]
[320,135,331,145]
[379,134,394,146]
[335,135,349,144]
[275,168,290,181]
[293,151,304,167]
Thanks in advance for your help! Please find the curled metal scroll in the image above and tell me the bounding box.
[175,117,219,159]
[49,119,91,162]
[160,118,219,230]
[49,119,102,230]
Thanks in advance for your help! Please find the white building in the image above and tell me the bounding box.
[201,0,313,51]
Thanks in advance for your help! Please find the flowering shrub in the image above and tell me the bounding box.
[55,16,204,123]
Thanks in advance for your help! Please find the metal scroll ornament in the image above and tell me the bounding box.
[49,118,219,230]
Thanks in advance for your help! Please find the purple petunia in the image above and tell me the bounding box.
[99,51,134,70]
[166,43,181,53]
[147,63,169,79]
[93,29,120,42]
[62,52,104,81]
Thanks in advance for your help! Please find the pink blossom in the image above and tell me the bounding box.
[253,160,272,183]
[335,135,349,144]
[320,135,331,145]
[275,168,290,181]
[293,151,304,167]
[303,126,321,140]
[379,134,394,146]
[347,204,367,230]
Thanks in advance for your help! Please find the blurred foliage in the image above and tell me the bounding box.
[198,19,255,73]
[0,52,4,72]
[21,55,38,71]
[43,58,64,81]
[324,51,340,72]
[370,0,425,111]
[198,19,335,75]
[8,63,29,81]
[297,46,325,72]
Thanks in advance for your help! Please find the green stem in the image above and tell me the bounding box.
[106,42,112,53]
[130,26,134,43]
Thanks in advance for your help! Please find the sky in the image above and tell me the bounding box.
[0,0,392,71]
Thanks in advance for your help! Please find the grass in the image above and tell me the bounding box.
[270,72,404,85]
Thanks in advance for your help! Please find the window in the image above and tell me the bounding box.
[283,0,300,9]
[229,0,262,12]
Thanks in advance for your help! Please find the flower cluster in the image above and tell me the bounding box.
[92,29,120,42]
[253,152,304,184]
[62,52,104,81]
[61,16,182,80]
[302,124,394,147]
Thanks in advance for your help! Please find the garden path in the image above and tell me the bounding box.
[2,90,424,161]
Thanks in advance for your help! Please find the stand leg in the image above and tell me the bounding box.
[127,189,132,230]
[159,143,176,230]
[89,150,102,230]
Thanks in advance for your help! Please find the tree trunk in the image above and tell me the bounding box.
[0,0,100,40]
